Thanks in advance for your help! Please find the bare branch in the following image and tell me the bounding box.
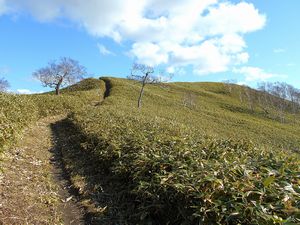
[33,57,87,95]
[127,63,172,108]
[256,81,300,123]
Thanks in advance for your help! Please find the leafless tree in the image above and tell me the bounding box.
[270,82,289,122]
[257,82,272,115]
[0,77,10,92]
[128,63,172,108]
[256,81,300,123]
[237,85,255,112]
[286,84,300,115]
[294,91,300,107]
[33,57,87,95]
[244,86,255,112]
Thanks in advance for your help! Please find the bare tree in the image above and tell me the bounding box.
[244,86,255,112]
[256,82,300,123]
[294,91,300,108]
[128,63,172,108]
[33,57,87,95]
[0,77,10,92]
[286,84,300,115]
[270,82,289,122]
[257,82,271,115]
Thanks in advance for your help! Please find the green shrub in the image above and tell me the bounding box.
[68,78,300,224]
[0,93,38,152]
[70,101,300,224]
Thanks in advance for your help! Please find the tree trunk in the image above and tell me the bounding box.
[138,84,145,108]
[55,87,60,95]
[55,78,63,95]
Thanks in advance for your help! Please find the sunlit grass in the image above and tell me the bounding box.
[1,77,299,224]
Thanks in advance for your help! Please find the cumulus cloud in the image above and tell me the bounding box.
[166,66,186,76]
[130,42,169,66]
[200,2,266,35]
[233,67,285,82]
[2,0,267,75]
[97,43,114,56]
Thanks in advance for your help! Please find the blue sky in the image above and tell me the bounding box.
[0,0,299,93]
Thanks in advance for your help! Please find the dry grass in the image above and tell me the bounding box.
[0,116,84,225]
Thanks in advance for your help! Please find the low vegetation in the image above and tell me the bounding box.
[1,77,299,224]
[69,78,300,224]
[0,78,105,153]
[0,93,38,152]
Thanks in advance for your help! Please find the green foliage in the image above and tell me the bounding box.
[1,77,300,224]
[0,93,38,152]
[0,78,105,152]
[69,78,300,224]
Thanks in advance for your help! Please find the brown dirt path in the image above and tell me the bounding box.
[0,116,84,225]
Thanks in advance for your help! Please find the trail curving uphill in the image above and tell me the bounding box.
[0,79,113,225]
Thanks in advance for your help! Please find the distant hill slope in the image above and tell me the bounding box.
[99,77,300,151]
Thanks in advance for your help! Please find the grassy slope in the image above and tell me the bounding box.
[0,78,105,152]
[104,78,300,150]
[1,77,300,224]
[69,77,300,225]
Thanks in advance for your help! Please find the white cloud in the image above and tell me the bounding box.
[2,0,266,75]
[97,43,114,56]
[273,48,286,53]
[218,34,246,53]
[0,0,8,15]
[166,66,186,76]
[16,89,33,94]
[235,52,250,64]
[233,67,284,82]
[130,42,169,66]
[15,89,43,94]
[200,2,266,35]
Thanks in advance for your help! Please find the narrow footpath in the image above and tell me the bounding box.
[0,115,84,225]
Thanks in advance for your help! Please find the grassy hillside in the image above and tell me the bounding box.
[1,77,299,224]
[69,78,300,224]
[0,78,105,152]
[101,78,300,150]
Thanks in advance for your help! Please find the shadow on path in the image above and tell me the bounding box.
[50,118,133,225]
[49,118,85,225]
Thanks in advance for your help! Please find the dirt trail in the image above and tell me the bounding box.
[0,116,84,225]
